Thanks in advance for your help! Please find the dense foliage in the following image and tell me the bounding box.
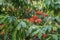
[0,0,60,40]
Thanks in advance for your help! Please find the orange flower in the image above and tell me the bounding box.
[34,34,38,37]
[35,19,42,23]
[26,8,30,12]
[44,14,48,17]
[17,16,20,19]
[3,23,6,26]
[32,15,38,20]
[36,10,42,15]
[42,34,47,38]
[50,30,54,33]
[1,31,5,36]
[0,23,6,27]
[29,18,34,22]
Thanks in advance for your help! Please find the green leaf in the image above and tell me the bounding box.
[17,21,27,30]
[20,21,27,28]
[53,27,57,31]
[12,29,17,40]
[32,29,40,36]
[47,26,52,32]
[52,34,58,40]
[17,24,21,30]
[46,37,51,40]
[0,0,4,5]
[4,35,8,40]
[26,25,37,36]
[38,31,42,39]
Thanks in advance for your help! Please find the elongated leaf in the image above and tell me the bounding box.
[12,29,17,40]
[52,34,58,40]
[32,29,40,36]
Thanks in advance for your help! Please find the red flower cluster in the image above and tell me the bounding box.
[32,15,38,20]
[29,18,35,22]
[44,14,48,17]
[35,19,42,23]
[42,34,47,38]
[1,31,5,36]
[36,10,48,17]
[0,23,6,27]
[36,10,42,15]
[29,10,49,23]
[29,15,42,23]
